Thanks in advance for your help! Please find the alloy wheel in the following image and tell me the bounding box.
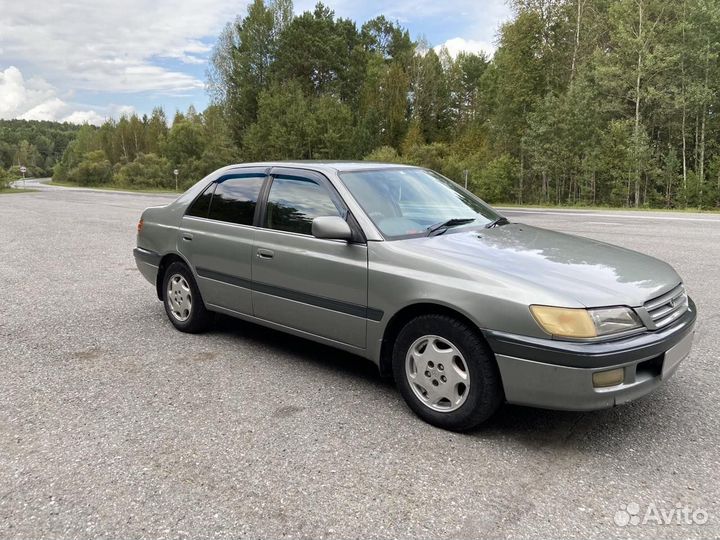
[166,273,193,322]
[405,334,470,412]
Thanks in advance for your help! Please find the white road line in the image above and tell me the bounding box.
[501,209,720,223]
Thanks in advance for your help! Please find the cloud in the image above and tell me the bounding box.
[62,110,106,125]
[0,66,123,125]
[0,0,512,123]
[434,37,496,59]
[20,98,68,122]
[0,66,58,119]
[0,0,243,94]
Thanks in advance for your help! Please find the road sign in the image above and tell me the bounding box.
[173,169,179,176]
[19,166,27,174]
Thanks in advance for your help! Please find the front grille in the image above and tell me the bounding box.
[644,284,689,329]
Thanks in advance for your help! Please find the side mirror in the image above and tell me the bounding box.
[312,216,352,241]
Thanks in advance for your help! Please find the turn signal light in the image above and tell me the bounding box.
[592,368,625,388]
[137,218,144,233]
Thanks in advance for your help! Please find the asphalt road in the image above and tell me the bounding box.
[1,186,719,539]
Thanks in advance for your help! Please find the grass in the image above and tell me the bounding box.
[49,180,181,194]
[0,189,36,194]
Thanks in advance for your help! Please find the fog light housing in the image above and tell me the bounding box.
[592,368,625,388]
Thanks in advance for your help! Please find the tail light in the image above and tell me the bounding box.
[137,218,144,233]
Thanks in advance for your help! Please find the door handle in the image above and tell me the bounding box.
[182,232,193,241]
[256,248,274,259]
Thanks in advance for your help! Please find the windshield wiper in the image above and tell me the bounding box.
[484,216,510,229]
[426,218,476,236]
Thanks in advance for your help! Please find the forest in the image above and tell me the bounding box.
[0,119,80,188]
[37,0,720,208]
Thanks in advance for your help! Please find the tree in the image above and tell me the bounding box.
[593,0,677,206]
[489,11,546,155]
[272,3,364,104]
[381,62,411,147]
[243,82,311,160]
[0,166,10,189]
[146,107,169,155]
[243,81,355,160]
[114,153,172,189]
[357,56,410,151]
[208,0,293,145]
[361,15,414,66]
[164,118,205,167]
[14,140,42,170]
[477,154,519,203]
[410,46,450,142]
[454,52,490,126]
[0,119,80,175]
[67,150,113,186]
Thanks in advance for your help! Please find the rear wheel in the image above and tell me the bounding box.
[162,261,211,333]
[392,314,503,431]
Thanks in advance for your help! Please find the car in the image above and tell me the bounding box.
[134,162,697,431]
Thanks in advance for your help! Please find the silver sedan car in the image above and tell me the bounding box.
[134,162,696,431]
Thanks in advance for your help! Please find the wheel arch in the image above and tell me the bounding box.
[378,302,489,378]
[155,252,192,300]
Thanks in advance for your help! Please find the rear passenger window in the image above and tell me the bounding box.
[208,176,265,225]
[186,183,215,218]
[264,176,340,235]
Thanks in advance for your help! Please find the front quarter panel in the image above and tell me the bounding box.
[367,240,579,357]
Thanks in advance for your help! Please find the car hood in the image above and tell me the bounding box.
[397,223,681,307]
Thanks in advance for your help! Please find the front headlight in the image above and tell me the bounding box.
[530,305,643,339]
[588,306,643,336]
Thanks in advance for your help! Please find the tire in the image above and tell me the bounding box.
[392,314,503,431]
[162,261,212,333]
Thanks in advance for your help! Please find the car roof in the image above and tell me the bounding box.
[222,161,418,174]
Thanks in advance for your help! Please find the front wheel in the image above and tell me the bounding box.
[392,314,503,431]
[162,261,211,333]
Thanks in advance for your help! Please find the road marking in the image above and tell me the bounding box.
[502,209,720,223]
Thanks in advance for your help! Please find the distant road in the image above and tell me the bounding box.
[11,177,177,198]
[499,206,720,223]
[9,177,51,189]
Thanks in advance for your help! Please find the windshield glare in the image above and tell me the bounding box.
[339,168,501,239]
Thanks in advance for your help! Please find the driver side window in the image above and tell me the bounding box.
[264,176,340,235]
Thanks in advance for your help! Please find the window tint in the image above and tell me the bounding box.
[208,175,265,225]
[186,183,215,218]
[265,177,340,235]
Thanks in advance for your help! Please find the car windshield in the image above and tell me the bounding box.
[339,168,502,239]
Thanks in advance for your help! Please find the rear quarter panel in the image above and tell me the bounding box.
[137,178,211,257]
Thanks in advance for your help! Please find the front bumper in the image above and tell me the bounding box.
[484,298,697,411]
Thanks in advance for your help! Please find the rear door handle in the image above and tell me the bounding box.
[256,248,274,259]
[182,232,193,241]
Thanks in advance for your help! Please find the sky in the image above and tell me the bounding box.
[0,0,512,126]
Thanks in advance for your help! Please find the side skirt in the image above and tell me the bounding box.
[205,302,377,364]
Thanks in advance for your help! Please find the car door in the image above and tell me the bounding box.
[251,168,369,349]
[179,169,268,315]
